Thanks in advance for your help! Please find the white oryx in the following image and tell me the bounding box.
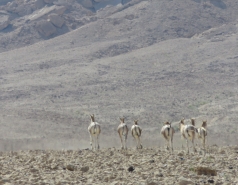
[160,121,175,153]
[117,117,129,150]
[88,114,101,150]
[179,118,197,154]
[131,120,143,149]
[197,120,208,152]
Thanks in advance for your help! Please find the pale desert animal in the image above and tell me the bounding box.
[179,118,197,154]
[117,117,129,150]
[131,120,142,149]
[88,114,101,150]
[197,120,207,152]
[191,119,208,153]
[160,121,175,153]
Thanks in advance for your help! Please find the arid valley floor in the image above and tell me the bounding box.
[0,0,238,184]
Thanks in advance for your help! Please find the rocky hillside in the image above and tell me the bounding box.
[0,0,238,53]
[0,0,133,53]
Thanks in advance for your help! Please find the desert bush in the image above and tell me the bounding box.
[196,166,217,176]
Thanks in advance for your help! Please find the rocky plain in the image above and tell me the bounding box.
[0,146,238,184]
[0,0,238,184]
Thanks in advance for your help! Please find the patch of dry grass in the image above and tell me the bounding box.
[196,166,217,176]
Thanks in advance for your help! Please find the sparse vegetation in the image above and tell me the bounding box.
[196,166,217,176]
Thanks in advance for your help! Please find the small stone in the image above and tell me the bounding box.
[158,173,163,177]
[128,166,134,172]
[66,164,75,171]
[80,166,89,172]
[208,179,214,183]
[0,15,10,31]
[34,0,45,9]
[111,181,119,185]
[147,182,158,185]
[36,20,57,37]
[219,150,226,154]
[178,177,193,185]
[30,168,38,173]
[117,167,124,170]
[48,13,64,28]
[80,0,93,8]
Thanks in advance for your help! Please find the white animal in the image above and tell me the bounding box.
[131,120,142,149]
[179,118,197,154]
[160,121,175,153]
[117,117,129,150]
[197,120,207,153]
[88,114,101,150]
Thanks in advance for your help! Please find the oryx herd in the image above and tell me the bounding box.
[88,114,207,154]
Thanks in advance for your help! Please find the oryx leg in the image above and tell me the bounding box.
[138,137,142,149]
[202,138,206,155]
[186,139,189,154]
[124,135,127,150]
[166,139,169,151]
[136,137,139,149]
[119,134,123,149]
[135,136,140,149]
[164,138,168,150]
[90,134,93,150]
[170,137,174,153]
[192,136,196,153]
[96,135,100,150]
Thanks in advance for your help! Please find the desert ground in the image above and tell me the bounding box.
[0,145,238,185]
[0,0,238,184]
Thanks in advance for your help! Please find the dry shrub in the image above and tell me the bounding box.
[196,167,217,176]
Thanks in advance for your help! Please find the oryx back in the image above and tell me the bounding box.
[131,125,142,138]
[88,122,101,135]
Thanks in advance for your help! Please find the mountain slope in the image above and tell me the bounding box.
[0,0,238,150]
[1,0,238,53]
